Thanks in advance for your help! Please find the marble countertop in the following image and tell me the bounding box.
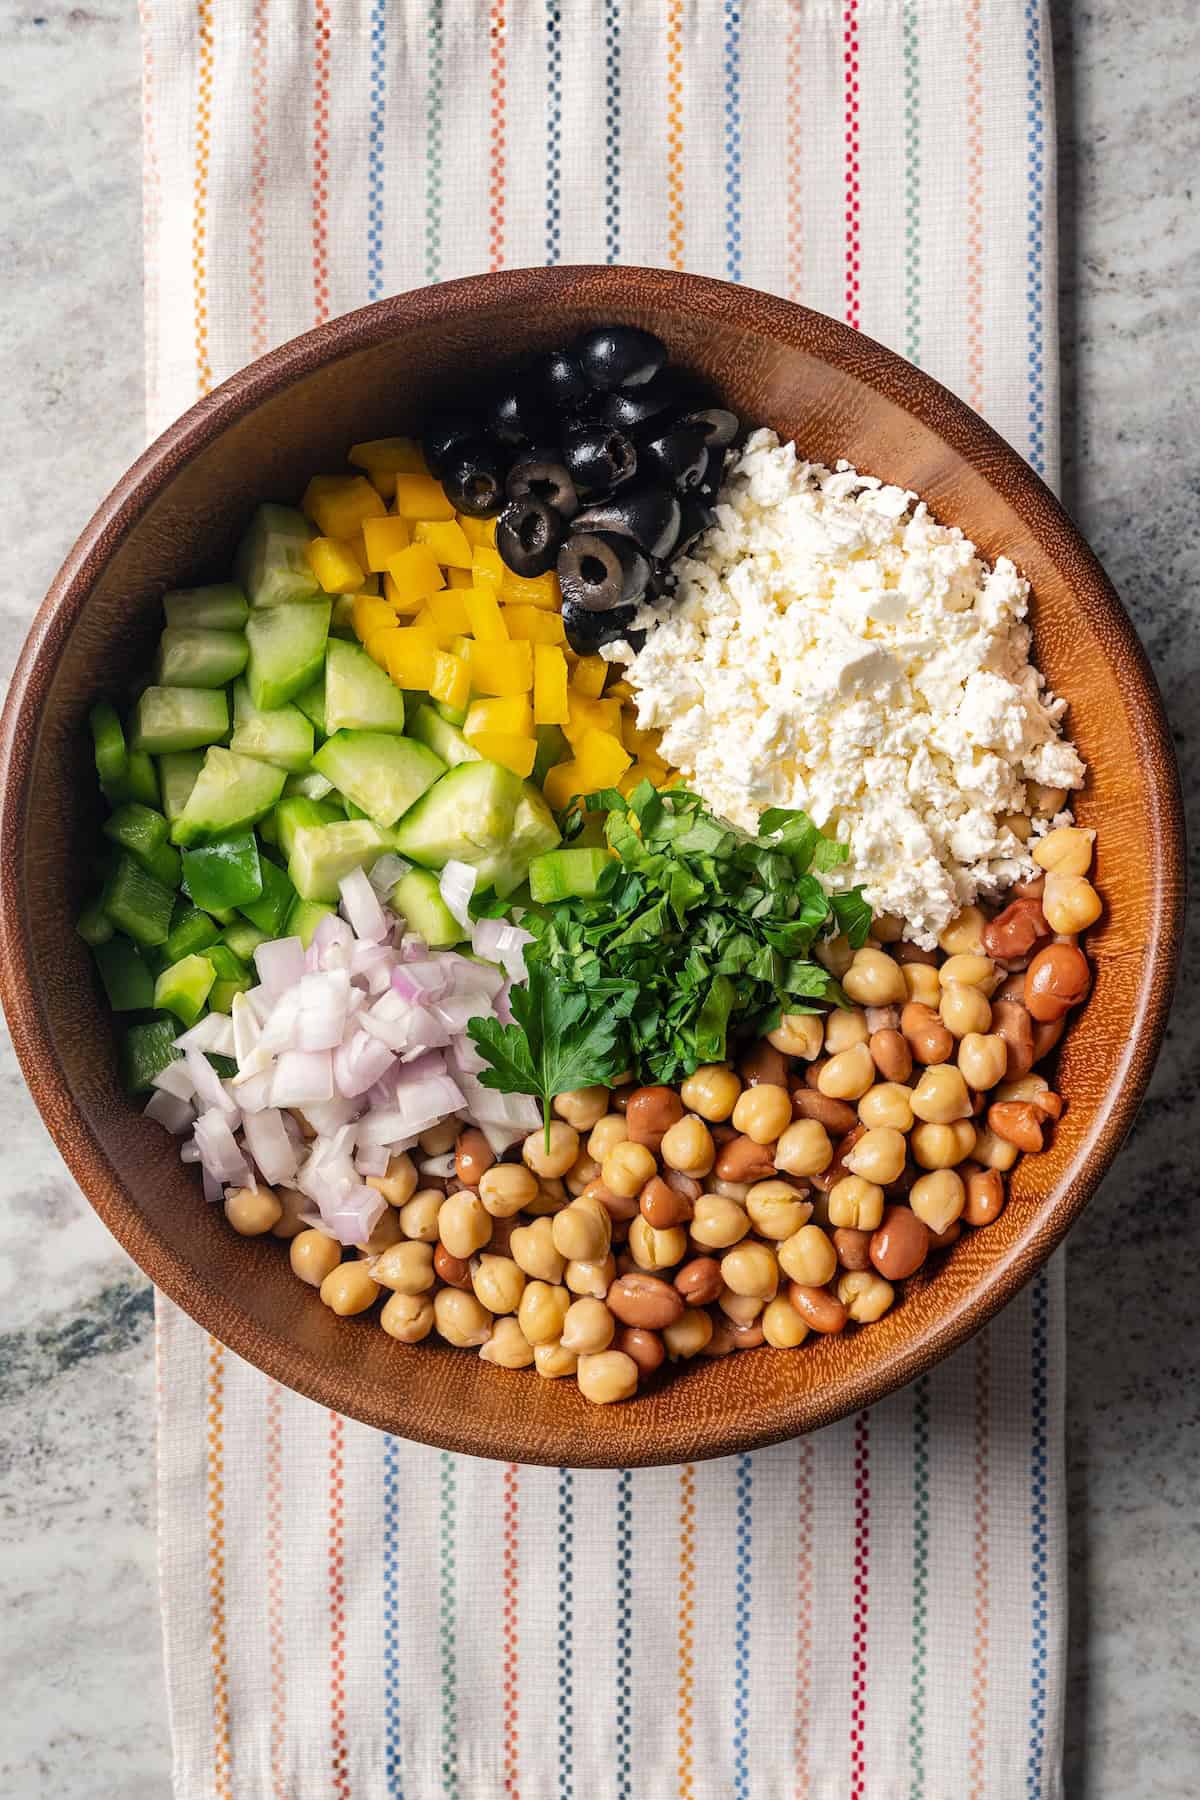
[0,2,1196,1795]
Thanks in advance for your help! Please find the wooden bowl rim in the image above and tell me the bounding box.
[0,266,1184,1465]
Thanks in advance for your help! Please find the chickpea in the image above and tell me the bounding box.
[367,1151,418,1209]
[766,1014,824,1059]
[517,1281,571,1347]
[768,1120,830,1183]
[1042,871,1102,934]
[657,1307,711,1361]
[815,932,854,978]
[624,1085,685,1149]
[471,1253,527,1315]
[963,1165,1006,1227]
[827,1174,885,1231]
[523,1178,570,1217]
[398,1189,443,1242]
[271,1186,309,1240]
[837,1271,895,1323]
[564,1255,616,1299]
[560,1296,616,1354]
[1032,825,1095,877]
[938,904,988,956]
[745,1179,812,1240]
[290,1228,341,1287]
[817,1042,876,1101]
[958,1032,1009,1092]
[534,1342,579,1379]
[761,1294,811,1348]
[938,954,996,994]
[731,1083,792,1145]
[454,1129,495,1188]
[523,1121,580,1180]
[565,1152,601,1197]
[778,1223,837,1287]
[909,1169,966,1235]
[628,1216,688,1272]
[689,1194,751,1250]
[833,1227,873,1271]
[710,1176,752,1201]
[509,1217,566,1283]
[438,1191,493,1259]
[601,1140,658,1199]
[858,1082,914,1132]
[553,1085,610,1131]
[679,1063,742,1121]
[478,1162,539,1218]
[577,1350,639,1404]
[358,1206,403,1256]
[587,1113,629,1161]
[903,963,942,1008]
[910,1120,977,1169]
[552,1195,613,1262]
[1028,782,1068,816]
[720,1241,779,1299]
[319,1261,380,1317]
[910,1064,972,1124]
[372,1239,436,1294]
[844,1126,907,1186]
[1002,810,1033,843]
[419,1119,459,1156]
[971,1126,1020,1172]
[940,982,992,1038]
[842,948,907,1007]
[718,1289,766,1325]
[479,1317,535,1369]
[224,1184,282,1236]
[379,1291,435,1343]
[823,1007,870,1054]
[660,1114,716,1178]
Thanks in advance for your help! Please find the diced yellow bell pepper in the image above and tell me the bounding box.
[362,515,412,572]
[302,474,386,539]
[465,697,533,741]
[505,604,566,645]
[364,626,401,669]
[543,760,583,812]
[430,651,471,712]
[572,727,632,791]
[353,594,398,644]
[412,606,451,647]
[446,567,475,589]
[570,655,608,699]
[425,589,472,637]
[383,573,421,615]
[471,546,505,594]
[564,693,622,748]
[449,634,474,661]
[464,588,508,643]
[386,543,445,610]
[349,436,428,477]
[305,536,366,595]
[413,518,473,570]
[467,639,533,696]
[607,678,636,703]
[619,760,669,795]
[621,714,663,758]
[383,626,440,690]
[367,470,396,500]
[500,566,561,608]
[393,475,455,521]
[469,732,537,779]
[533,644,570,726]
[458,513,498,549]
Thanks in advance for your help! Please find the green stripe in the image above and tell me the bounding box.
[439,1450,459,1797]
[902,0,921,365]
[907,1375,931,1793]
[424,0,445,283]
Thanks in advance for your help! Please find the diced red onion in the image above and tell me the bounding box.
[354,1143,391,1177]
[390,960,450,1002]
[242,1107,300,1186]
[332,1029,398,1099]
[231,991,261,1065]
[202,1165,224,1205]
[445,957,506,1001]
[193,1109,251,1184]
[478,1121,533,1156]
[368,853,410,899]
[301,1097,361,1136]
[180,1140,201,1164]
[324,1186,388,1247]
[254,936,305,997]
[454,1070,541,1132]
[294,968,352,1051]
[144,1089,194,1135]
[358,1075,466,1145]
[185,1049,239,1118]
[419,1150,458,1179]
[470,917,534,981]
[152,1059,197,1101]
[270,1049,334,1109]
[232,1069,275,1114]
[448,1036,488,1076]
[438,859,477,929]
[339,866,389,944]
[174,1012,237,1055]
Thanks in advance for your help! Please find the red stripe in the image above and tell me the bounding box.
[487,2,507,272]
[964,0,985,410]
[969,1333,992,1796]
[312,0,332,324]
[842,0,861,329]
[502,1462,520,1796]
[849,1409,870,1797]
[265,1383,288,1800]
[792,1439,815,1799]
[247,0,270,359]
[785,0,803,301]
[329,1412,350,1799]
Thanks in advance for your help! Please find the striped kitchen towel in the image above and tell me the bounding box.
[145,3,1066,1795]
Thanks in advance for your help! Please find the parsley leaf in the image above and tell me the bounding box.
[467,963,637,1135]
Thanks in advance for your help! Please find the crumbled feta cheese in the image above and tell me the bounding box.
[608,430,1086,945]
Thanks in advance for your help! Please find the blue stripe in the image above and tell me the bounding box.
[615,1469,634,1799]
[383,1435,404,1799]
[557,1468,575,1797]
[603,0,621,262]
[732,1452,753,1798]
[439,1451,458,1798]
[1027,1271,1051,1794]
[1023,0,1047,475]
[366,0,386,301]
[545,3,563,265]
[424,0,445,284]
[723,0,743,282]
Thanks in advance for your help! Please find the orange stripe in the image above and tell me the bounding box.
[312,0,332,324]
[665,0,684,270]
[248,0,270,359]
[265,1383,288,1800]
[502,1462,520,1796]
[487,3,507,272]
[205,1336,233,1800]
[968,1331,991,1796]
[329,1411,350,1798]
[785,0,803,300]
[676,1463,697,1799]
[792,1439,815,1798]
[964,0,984,411]
[138,0,162,424]
[191,0,214,396]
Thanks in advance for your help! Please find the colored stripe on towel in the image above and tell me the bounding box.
[247,0,270,357]
[557,1469,575,1798]
[677,1464,697,1799]
[424,0,445,282]
[792,1439,815,1798]
[205,1337,232,1800]
[969,1333,992,1798]
[137,0,162,424]
[487,2,507,273]
[964,0,985,408]
[603,0,621,262]
[1027,1270,1052,1794]
[732,1453,754,1798]
[545,2,563,264]
[665,0,684,269]
[264,1383,288,1800]
[439,1451,459,1798]
[383,1435,403,1798]
[1023,0,1048,474]
[907,1376,932,1794]
[615,1470,634,1800]
[901,0,920,362]
[722,0,742,282]
[785,1,803,300]
[502,1463,520,1795]
[842,0,862,328]
[312,0,332,324]
[190,0,214,394]
[850,1410,871,1797]
[329,1413,349,1799]
[366,0,387,301]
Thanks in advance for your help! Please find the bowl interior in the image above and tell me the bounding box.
[0,267,1182,1465]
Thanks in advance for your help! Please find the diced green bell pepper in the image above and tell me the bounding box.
[103,802,169,867]
[90,701,127,788]
[207,942,253,1013]
[285,897,336,948]
[222,918,268,962]
[120,1015,182,1093]
[77,897,115,946]
[93,937,156,1012]
[238,856,297,936]
[181,831,263,912]
[153,953,216,1027]
[101,854,176,948]
[103,748,161,810]
[165,905,221,964]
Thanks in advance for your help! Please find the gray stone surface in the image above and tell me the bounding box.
[0,2,1195,1796]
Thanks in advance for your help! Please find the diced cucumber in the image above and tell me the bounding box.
[234,503,320,609]
[132,685,229,754]
[166,905,221,963]
[181,832,263,912]
[121,1015,182,1093]
[528,845,611,904]
[238,857,297,936]
[222,919,268,962]
[169,746,286,847]
[288,820,386,903]
[90,701,127,787]
[312,730,445,828]
[154,953,216,1028]
[245,598,331,710]
[294,677,327,737]
[103,802,169,869]
[390,759,560,894]
[207,942,252,1013]
[155,626,248,689]
[282,769,336,801]
[158,751,205,825]
[229,680,315,772]
[163,582,249,631]
[286,897,337,948]
[274,795,343,861]
[101,854,176,948]
[324,639,407,735]
[532,723,570,789]
[389,867,464,948]
[102,747,161,810]
[410,702,481,768]
[93,938,156,1012]
[77,897,114,946]
[434,698,469,728]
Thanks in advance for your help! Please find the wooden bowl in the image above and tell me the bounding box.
[0,267,1183,1467]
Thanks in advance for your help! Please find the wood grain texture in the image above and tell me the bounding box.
[0,266,1184,1467]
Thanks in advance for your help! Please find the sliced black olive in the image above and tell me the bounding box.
[679,406,739,449]
[640,424,710,492]
[694,446,729,506]
[562,422,638,496]
[506,454,579,520]
[441,439,507,516]
[488,376,554,449]
[575,484,681,560]
[496,498,565,577]
[562,597,644,656]
[422,412,479,476]
[575,325,667,391]
[558,531,651,613]
[602,368,705,435]
[674,495,717,557]
[537,347,591,412]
